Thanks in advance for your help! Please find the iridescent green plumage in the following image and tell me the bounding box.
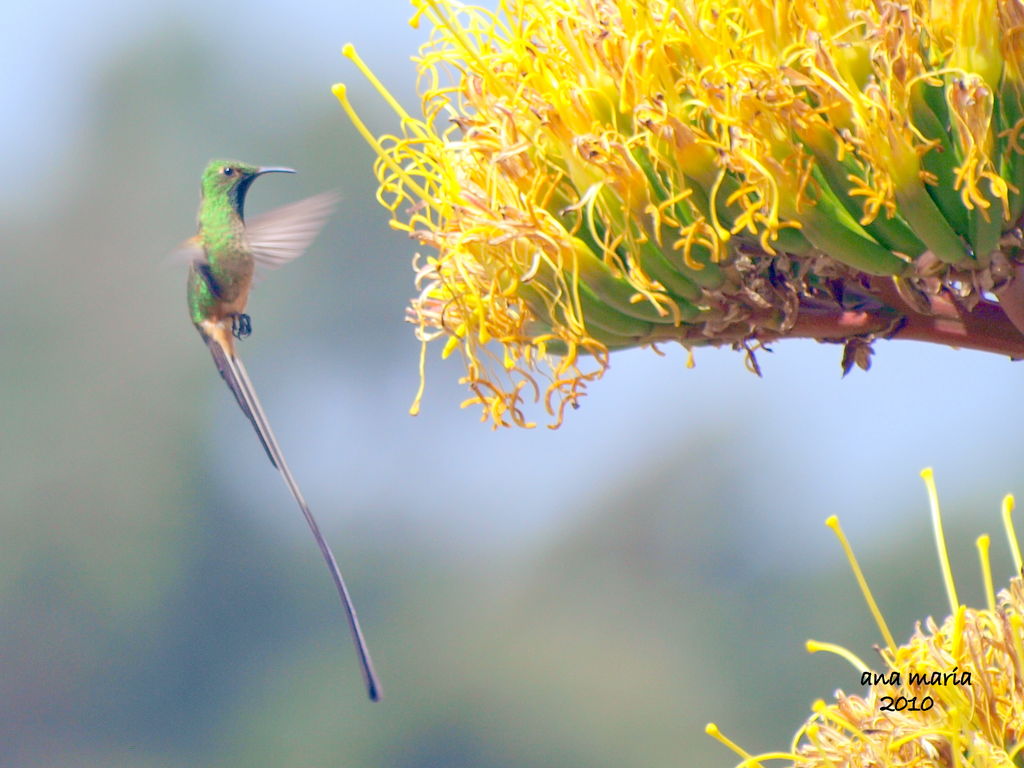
[187,160,266,329]
[184,159,380,701]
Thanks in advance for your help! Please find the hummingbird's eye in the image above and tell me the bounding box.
[221,166,234,176]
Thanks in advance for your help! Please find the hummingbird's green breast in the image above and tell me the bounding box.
[188,185,255,326]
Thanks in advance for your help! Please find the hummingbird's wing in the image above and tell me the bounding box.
[165,235,204,268]
[245,191,340,273]
[202,330,382,701]
[167,192,337,272]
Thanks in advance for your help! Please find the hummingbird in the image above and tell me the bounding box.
[181,159,381,701]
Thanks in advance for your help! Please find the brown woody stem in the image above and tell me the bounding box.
[643,280,1024,358]
[770,291,1024,358]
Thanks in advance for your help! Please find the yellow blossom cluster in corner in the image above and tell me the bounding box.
[710,469,1024,768]
[337,0,1024,427]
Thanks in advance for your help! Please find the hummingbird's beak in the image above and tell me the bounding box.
[256,166,297,175]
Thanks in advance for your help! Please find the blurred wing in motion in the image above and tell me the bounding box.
[164,235,205,269]
[246,190,340,274]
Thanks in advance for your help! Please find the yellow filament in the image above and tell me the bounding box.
[1003,494,1022,572]
[826,515,898,653]
[417,0,504,98]
[921,468,960,615]
[804,639,871,674]
[799,724,839,768]
[951,603,967,660]
[1012,614,1024,685]
[889,725,956,750]
[707,169,732,244]
[976,534,995,612]
[811,699,866,739]
[949,706,962,768]
[705,724,767,768]
[409,337,429,416]
[342,45,420,130]
[332,83,433,203]
[1010,741,1024,763]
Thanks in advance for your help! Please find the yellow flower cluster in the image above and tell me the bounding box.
[338,0,1024,427]
[711,470,1024,768]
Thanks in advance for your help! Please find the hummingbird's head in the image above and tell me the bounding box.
[200,159,296,219]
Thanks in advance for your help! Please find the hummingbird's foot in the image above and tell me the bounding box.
[232,313,252,340]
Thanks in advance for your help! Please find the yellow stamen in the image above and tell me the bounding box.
[409,335,429,417]
[921,467,960,614]
[797,725,838,768]
[949,706,963,768]
[343,44,420,130]
[976,534,995,612]
[1010,740,1024,763]
[1003,494,1022,572]
[705,724,771,768]
[804,639,870,673]
[416,0,505,99]
[810,699,867,740]
[825,515,898,653]
[951,603,967,660]
[332,83,433,203]
[1012,613,1024,686]
[888,725,957,750]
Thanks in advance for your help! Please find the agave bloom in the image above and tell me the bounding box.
[710,469,1024,768]
[339,0,1024,427]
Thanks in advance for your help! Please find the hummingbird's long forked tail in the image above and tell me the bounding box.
[203,331,382,702]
